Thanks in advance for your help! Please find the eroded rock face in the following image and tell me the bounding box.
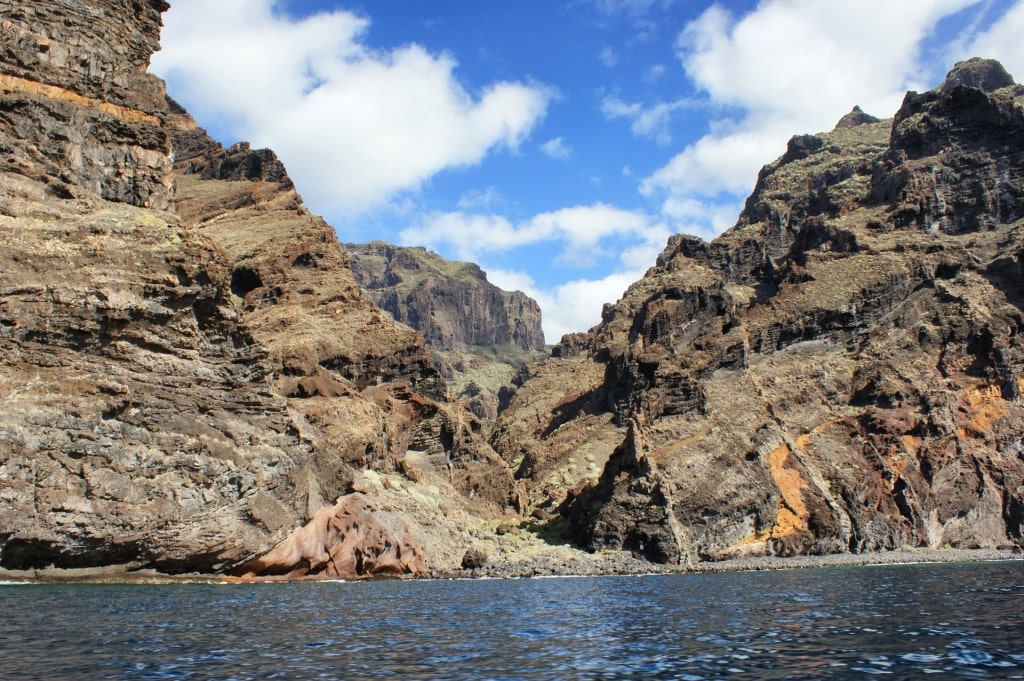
[233,494,426,579]
[347,242,545,422]
[496,59,1024,563]
[347,242,544,354]
[0,0,172,208]
[0,1,520,576]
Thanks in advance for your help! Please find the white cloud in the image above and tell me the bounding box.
[959,1,1024,80]
[540,137,573,159]
[659,196,743,242]
[401,203,669,268]
[150,0,552,217]
[487,268,645,342]
[639,0,1003,236]
[601,95,691,145]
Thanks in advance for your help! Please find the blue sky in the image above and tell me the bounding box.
[151,0,1024,342]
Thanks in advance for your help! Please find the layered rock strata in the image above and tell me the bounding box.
[347,242,544,354]
[495,59,1024,563]
[0,0,172,208]
[346,242,545,421]
[0,1,520,576]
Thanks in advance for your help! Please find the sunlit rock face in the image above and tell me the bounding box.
[346,242,546,424]
[496,59,1024,563]
[0,1,520,576]
[232,493,427,580]
[0,0,173,208]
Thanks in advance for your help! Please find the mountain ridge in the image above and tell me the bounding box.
[496,58,1024,563]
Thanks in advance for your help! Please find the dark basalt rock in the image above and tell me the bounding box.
[496,59,1024,564]
[942,57,1016,93]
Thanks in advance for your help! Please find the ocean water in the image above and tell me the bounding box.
[1,561,1022,680]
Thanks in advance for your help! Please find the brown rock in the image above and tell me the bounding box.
[346,242,546,424]
[346,242,545,354]
[233,494,426,579]
[0,0,172,208]
[461,547,488,570]
[0,0,520,576]
[497,59,1024,564]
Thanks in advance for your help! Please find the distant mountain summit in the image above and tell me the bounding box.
[495,58,1024,562]
[346,242,545,422]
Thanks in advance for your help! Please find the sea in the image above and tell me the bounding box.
[1,561,1021,680]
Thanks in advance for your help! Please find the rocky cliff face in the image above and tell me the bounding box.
[495,59,1024,563]
[0,0,172,209]
[0,1,521,577]
[346,242,545,422]
[347,242,544,354]
[3,1,1021,577]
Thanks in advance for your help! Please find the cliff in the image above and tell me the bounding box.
[0,0,521,577]
[346,242,544,354]
[2,0,1021,577]
[346,242,545,422]
[494,59,1024,563]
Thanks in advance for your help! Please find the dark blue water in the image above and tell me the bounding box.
[1,561,1022,680]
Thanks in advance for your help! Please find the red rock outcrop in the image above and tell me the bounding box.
[233,494,426,579]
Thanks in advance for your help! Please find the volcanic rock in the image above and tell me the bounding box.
[495,59,1024,564]
[461,547,488,570]
[233,493,426,579]
[0,0,172,209]
[0,0,520,575]
[347,242,545,422]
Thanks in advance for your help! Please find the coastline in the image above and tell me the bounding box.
[1,546,1019,585]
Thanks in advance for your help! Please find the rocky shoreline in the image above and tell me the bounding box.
[1,547,1019,584]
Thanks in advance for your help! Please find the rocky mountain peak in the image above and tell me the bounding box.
[496,58,1024,564]
[835,105,880,129]
[941,57,1016,93]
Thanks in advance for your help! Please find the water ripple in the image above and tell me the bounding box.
[0,562,1021,679]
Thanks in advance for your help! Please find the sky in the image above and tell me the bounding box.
[150,0,1024,343]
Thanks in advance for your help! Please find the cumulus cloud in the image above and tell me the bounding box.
[540,137,573,159]
[400,203,669,268]
[638,0,1003,235]
[150,0,552,216]
[487,267,647,342]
